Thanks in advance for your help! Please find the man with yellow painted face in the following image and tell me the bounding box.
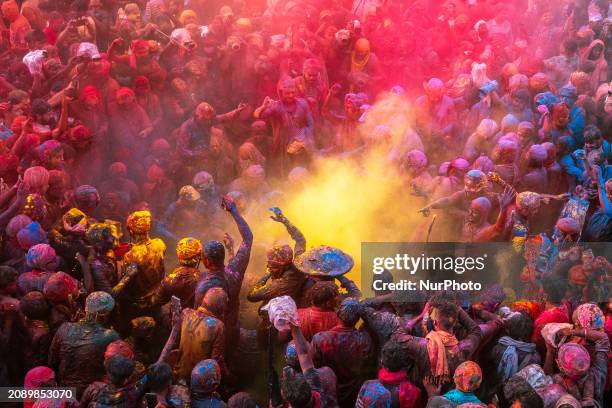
[152,237,202,307]
[115,210,166,329]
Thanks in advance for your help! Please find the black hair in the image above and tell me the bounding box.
[583,124,602,143]
[310,281,339,308]
[542,276,567,304]
[228,392,258,408]
[381,340,407,372]
[203,240,225,266]
[429,292,455,308]
[0,266,18,289]
[104,355,135,387]
[337,298,361,326]
[504,376,543,408]
[31,99,51,116]
[147,362,173,392]
[281,367,313,408]
[19,291,49,320]
[504,313,534,342]
[433,301,458,331]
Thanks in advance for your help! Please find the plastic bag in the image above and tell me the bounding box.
[262,295,299,331]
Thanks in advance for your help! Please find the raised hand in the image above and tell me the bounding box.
[269,207,287,223]
[221,195,237,212]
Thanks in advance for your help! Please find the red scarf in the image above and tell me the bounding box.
[378,368,422,408]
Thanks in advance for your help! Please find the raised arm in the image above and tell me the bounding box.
[290,323,313,372]
[156,305,182,365]
[457,307,482,358]
[0,181,29,230]
[254,97,275,119]
[224,196,253,277]
[270,208,306,256]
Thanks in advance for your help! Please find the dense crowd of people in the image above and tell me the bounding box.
[1,0,612,407]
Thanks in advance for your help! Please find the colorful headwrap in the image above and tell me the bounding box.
[85,291,115,314]
[476,118,498,139]
[570,71,590,88]
[130,316,156,335]
[104,340,135,361]
[86,223,114,247]
[516,192,540,212]
[266,244,294,268]
[170,28,192,46]
[554,394,581,408]
[403,149,428,169]
[62,208,89,235]
[77,42,101,59]
[24,366,55,388]
[179,185,201,201]
[116,87,135,100]
[23,194,48,221]
[146,164,164,182]
[285,341,298,367]
[133,76,150,93]
[36,140,62,165]
[127,210,151,235]
[43,271,78,304]
[68,125,92,145]
[515,364,552,390]
[453,361,482,392]
[556,342,590,378]
[80,85,101,102]
[176,237,203,261]
[193,171,214,190]
[109,162,127,178]
[26,243,57,271]
[511,300,540,319]
[17,222,48,250]
[150,138,169,156]
[529,73,551,94]
[23,166,50,194]
[6,214,32,239]
[131,39,149,56]
[179,9,197,25]
[534,92,560,112]
[23,50,46,76]
[235,17,252,31]
[572,303,604,330]
[74,185,100,208]
[191,359,221,395]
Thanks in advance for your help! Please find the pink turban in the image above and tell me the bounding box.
[23,166,50,194]
[26,244,57,271]
[43,271,78,304]
[17,222,48,250]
